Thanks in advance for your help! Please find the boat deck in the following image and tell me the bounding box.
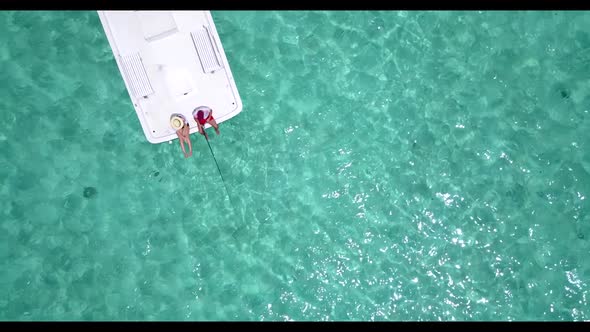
[98,11,243,144]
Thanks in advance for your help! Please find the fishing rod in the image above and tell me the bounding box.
[204,135,234,206]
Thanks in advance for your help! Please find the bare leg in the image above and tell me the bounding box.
[208,117,220,135]
[185,128,193,157]
[183,139,190,158]
[178,136,187,157]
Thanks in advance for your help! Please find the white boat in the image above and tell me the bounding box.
[97,11,243,144]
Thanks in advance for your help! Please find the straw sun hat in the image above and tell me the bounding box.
[170,114,186,130]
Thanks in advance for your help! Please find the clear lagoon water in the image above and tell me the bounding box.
[0,10,589,321]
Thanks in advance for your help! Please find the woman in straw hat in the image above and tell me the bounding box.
[170,113,192,158]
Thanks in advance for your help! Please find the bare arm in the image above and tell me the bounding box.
[197,122,209,140]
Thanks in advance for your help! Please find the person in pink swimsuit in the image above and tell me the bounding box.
[192,106,220,140]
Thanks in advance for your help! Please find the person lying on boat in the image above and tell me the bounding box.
[193,106,220,140]
[170,114,193,158]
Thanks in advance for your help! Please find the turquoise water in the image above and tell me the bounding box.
[1,10,589,321]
